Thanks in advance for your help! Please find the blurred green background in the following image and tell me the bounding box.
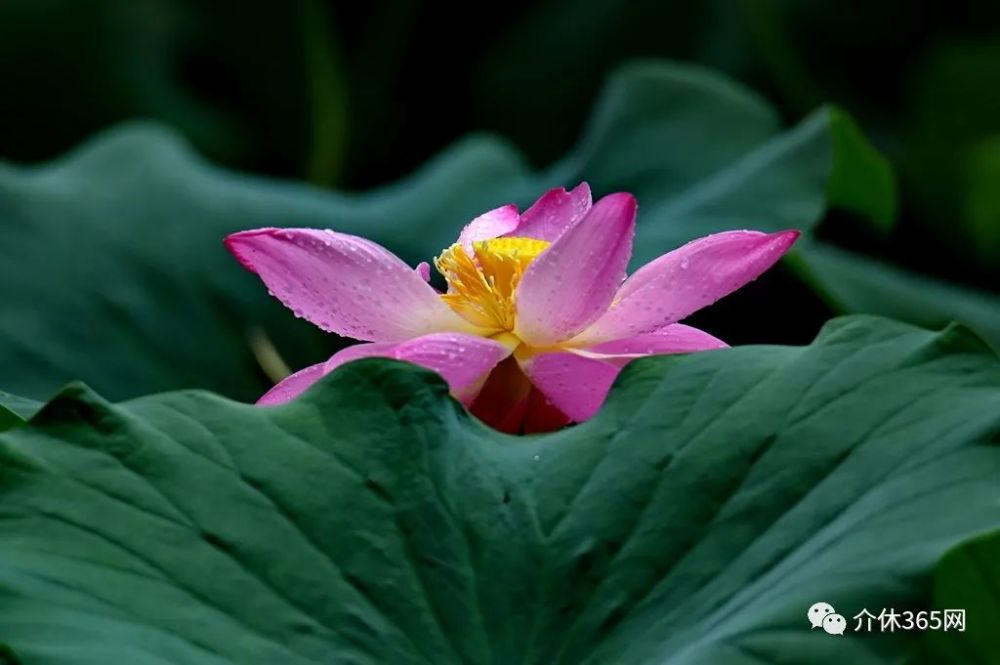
[2,0,998,258]
[0,0,997,402]
[3,0,998,245]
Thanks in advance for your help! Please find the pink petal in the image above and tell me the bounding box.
[515,182,592,242]
[325,332,514,404]
[519,325,726,422]
[582,324,728,364]
[226,228,484,342]
[257,361,327,406]
[255,342,397,406]
[456,204,521,252]
[415,261,431,282]
[514,193,637,346]
[519,351,620,422]
[577,230,799,343]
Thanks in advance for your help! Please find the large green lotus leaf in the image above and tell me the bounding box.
[0,61,890,403]
[0,315,998,664]
[793,242,1000,351]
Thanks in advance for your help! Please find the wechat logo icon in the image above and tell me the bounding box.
[808,602,846,636]
[808,602,834,628]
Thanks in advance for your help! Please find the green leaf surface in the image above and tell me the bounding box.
[922,530,1000,663]
[0,392,41,433]
[0,393,42,422]
[1,316,998,664]
[792,242,1000,351]
[825,107,897,231]
[0,61,890,402]
[550,63,896,261]
[0,410,19,434]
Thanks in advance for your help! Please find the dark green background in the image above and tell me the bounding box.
[2,0,998,282]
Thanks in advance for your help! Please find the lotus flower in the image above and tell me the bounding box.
[225,183,798,432]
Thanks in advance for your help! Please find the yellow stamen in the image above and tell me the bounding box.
[434,237,550,333]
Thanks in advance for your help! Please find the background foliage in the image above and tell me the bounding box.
[0,1,998,662]
[1,0,997,385]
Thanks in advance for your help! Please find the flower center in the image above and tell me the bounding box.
[435,236,550,333]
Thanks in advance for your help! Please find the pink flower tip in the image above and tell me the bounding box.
[778,228,801,244]
[604,191,638,211]
[224,227,281,274]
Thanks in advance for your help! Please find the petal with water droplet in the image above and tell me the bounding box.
[514,192,636,346]
[575,229,799,344]
[518,349,619,422]
[257,361,328,406]
[225,228,488,342]
[576,324,727,364]
[514,182,592,242]
[324,332,513,404]
[456,204,521,252]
